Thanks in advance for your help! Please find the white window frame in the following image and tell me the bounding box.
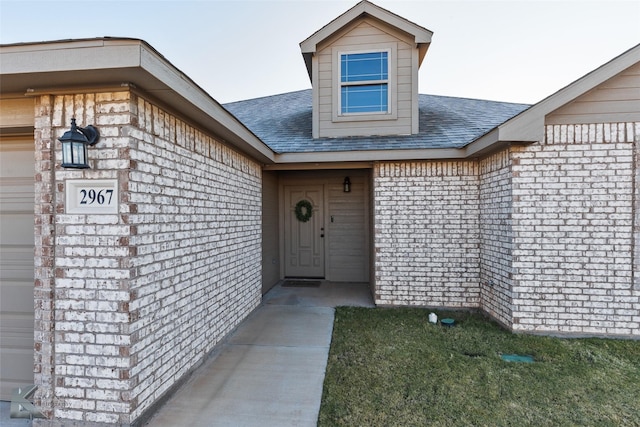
[332,43,397,123]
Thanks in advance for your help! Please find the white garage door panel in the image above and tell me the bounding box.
[0,213,34,246]
[1,283,34,314]
[0,137,35,401]
[1,249,34,312]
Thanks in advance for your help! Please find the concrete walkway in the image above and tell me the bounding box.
[145,282,374,427]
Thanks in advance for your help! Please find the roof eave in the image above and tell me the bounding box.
[300,0,433,78]
[300,1,432,54]
[496,43,640,143]
[271,135,536,165]
[0,38,276,164]
[274,147,466,164]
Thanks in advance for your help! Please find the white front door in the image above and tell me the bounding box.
[284,185,324,278]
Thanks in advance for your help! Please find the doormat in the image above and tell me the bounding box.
[282,280,321,288]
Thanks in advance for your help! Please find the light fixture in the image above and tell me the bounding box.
[343,176,351,193]
[59,118,100,169]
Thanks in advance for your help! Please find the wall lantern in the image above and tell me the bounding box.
[59,118,100,169]
[343,177,351,193]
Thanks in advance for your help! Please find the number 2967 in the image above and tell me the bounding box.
[79,189,114,205]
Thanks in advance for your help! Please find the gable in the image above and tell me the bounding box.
[300,0,432,80]
[317,15,415,52]
[485,43,640,145]
[547,61,640,125]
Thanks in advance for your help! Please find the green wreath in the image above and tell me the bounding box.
[294,199,313,222]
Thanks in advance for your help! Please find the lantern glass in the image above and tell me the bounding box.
[343,177,351,193]
[59,118,99,169]
[61,140,89,169]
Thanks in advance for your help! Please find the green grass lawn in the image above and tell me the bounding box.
[318,307,640,426]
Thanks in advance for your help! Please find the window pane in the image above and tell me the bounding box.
[341,52,388,82]
[341,84,388,113]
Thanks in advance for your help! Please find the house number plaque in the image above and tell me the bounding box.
[66,179,118,214]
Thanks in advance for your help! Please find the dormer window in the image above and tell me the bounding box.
[332,43,397,124]
[301,1,432,137]
[340,51,389,114]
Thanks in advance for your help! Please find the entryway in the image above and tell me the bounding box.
[273,170,371,285]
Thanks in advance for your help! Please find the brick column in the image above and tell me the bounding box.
[33,94,56,419]
[34,91,136,426]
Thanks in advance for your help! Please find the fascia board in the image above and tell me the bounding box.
[300,1,432,54]
[264,161,373,171]
[274,147,465,164]
[367,6,432,44]
[137,45,275,163]
[0,39,143,74]
[300,2,368,54]
[275,134,534,165]
[463,128,501,157]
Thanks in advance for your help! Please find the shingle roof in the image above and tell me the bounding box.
[223,89,530,154]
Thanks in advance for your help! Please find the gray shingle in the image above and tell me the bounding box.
[224,89,529,153]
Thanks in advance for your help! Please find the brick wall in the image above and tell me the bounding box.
[479,150,514,328]
[127,95,262,421]
[373,161,480,308]
[33,90,262,425]
[511,123,639,337]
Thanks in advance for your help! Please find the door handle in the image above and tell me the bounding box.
[320,227,324,238]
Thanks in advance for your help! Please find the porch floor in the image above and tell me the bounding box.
[264,280,374,308]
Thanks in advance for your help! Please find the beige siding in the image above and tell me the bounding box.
[547,62,640,124]
[315,18,417,138]
[0,97,34,128]
[327,172,370,282]
[262,171,280,292]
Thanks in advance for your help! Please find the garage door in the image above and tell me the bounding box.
[0,136,35,401]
